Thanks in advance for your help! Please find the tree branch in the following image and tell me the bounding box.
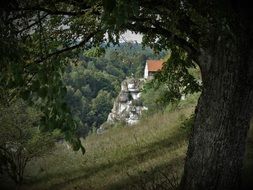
[16,13,49,34]
[11,7,87,16]
[124,22,199,61]
[34,30,101,64]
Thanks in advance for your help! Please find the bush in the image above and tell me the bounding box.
[0,100,59,186]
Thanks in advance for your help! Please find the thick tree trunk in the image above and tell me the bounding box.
[180,32,253,190]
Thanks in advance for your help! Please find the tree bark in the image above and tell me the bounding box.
[180,28,253,190]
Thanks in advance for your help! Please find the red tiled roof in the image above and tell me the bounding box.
[147,60,164,72]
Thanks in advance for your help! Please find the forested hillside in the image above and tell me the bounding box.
[63,43,164,136]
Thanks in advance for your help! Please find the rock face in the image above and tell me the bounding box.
[106,77,147,125]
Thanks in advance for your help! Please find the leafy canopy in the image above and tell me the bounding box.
[2,0,234,151]
[0,100,60,185]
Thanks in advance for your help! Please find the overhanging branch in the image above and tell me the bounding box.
[34,30,101,64]
[124,22,199,61]
[11,7,88,16]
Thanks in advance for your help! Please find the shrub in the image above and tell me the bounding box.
[0,100,59,186]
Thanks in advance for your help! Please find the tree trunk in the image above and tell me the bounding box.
[180,31,253,190]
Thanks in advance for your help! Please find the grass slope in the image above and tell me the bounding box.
[21,99,196,190]
[2,94,252,190]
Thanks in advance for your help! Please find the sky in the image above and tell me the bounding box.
[119,31,143,43]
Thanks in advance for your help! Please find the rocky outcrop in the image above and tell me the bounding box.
[106,77,147,125]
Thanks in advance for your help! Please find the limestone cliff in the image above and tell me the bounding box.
[106,77,147,125]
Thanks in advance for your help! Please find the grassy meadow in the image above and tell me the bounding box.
[1,93,252,190]
[21,95,197,190]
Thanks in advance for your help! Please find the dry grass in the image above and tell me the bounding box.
[1,92,252,190]
[2,93,252,190]
[19,100,196,190]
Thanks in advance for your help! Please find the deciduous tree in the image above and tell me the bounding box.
[0,100,59,186]
[2,1,253,189]
[102,0,253,189]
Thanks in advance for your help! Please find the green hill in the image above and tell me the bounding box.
[2,93,250,190]
[21,95,197,190]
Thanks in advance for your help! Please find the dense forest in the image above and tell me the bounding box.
[63,43,164,136]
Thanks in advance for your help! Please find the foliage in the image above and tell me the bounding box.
[154,47,201,104]
[63,43,163,136]
[1,1,252,189]
[141,83,169,112]
[103,42,165,78]
[0,100,60,185]
[83,46,106,58]
[141,48,201,111]
[0,0,104,151]
[0,0,175,151]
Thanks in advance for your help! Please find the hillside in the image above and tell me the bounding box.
[20,95,198,190]
[2,2,253,190]
[0,93,252,190]
[63,43,165,136]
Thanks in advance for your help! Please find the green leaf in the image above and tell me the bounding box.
[21,90,30,100]
[103,0,116,13]
[31,80,40,92]
[61,102,68,112]
[38,86,48,98]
